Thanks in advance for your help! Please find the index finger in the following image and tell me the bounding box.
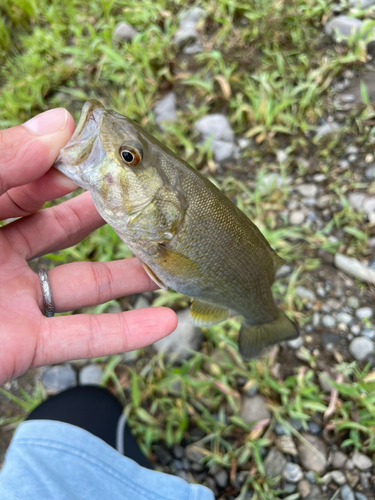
[0,108,75,196]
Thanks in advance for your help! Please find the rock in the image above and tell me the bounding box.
[276,264,293,278]
[345,469,360,488]
[41,364,77,393]
[173,444,184,459]
[210,139,238,162]
[337,312,353,325]
[194,114,236,162]
[153,308,203,361]
[362,328,375,339]
[155,445,173,465]
[185,443,206,463]
[316,195,332,209]
[174,6,206,49]
[214,469,228,488]
[153,93,177,128]
[240,394,271,424]
[304,471,317,484]
[347,296,360,309]
[365,165,375,180]
[341,485,355,500]
[288,336,304,349]
[332,451,353,470]
[134,295,150,310]
[283,463,303,483]
[298,480,322,500]
[276,435,298,456]
[334,254,375,286]
[296,286,316,301]
[78,364,103,386]
[308,421,321,435]
[297,433,328,474]
[349,0,375,8]
[290,210,305,225]
[355,493,369,500]
[319,371,335,393]
[349,337,374,361]
[113,22,138,42]
[355,307,373,320]
[348,193,375,222]
[351,451,373,470]
[324,16,366,41]
[264,448,287,479]
[315,121,341,138]
[322,315,336,329]
[195,114,234,143]
[322,470,346,485]
[295,184,318,198]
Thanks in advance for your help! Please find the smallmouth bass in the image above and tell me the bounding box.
[54,100,299,359]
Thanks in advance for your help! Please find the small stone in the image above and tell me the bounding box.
[351,325,361,335]
[264,448,287,479]
[345,470,360,488]
[295,184,318,198]
[349,337,374,361]
[308,421,321,435]
[334,254,375,286]
[276,264,292,278]
[296,286,316,301]
[283,463,303,483]
[297,433,328,474]
[347,297,360,309]
[365,165,375,180]
[153,93,177,128]
[195,114,234,143]
[341,484,355,500]
[319,371,334,392]
[276,149,288,163]
[214,469,228,488]
[78,364,103,386]
[355,307,373,320]
[332,451,353,470]
[240,394,271,424]
[315,122,341,138]
[173,444,185,459]
[288,336,304,349]
[185,443,206,463]
[276,435,298,456]
[349,0,375,8]
[304,471,317,484]
[134,295,150,310]
[41,364,77,394]
[355,493,369,500]
[113,22,138,42]
[362,328,375,339]
[290,210,305,225]
[351,451,373,470]
[173,7,205,49]
[322,315,336,329]
[153,308,203,361]
[274,421,289,436]
[155,445,173,465]
[210,139,238,162]
[290,418,304,432]
[316,195,332,209]
[337,312,353,325]
[331,470,347,485]
[313,174,326,183]
[325,16,367,42]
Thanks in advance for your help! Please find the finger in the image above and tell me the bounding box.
[0,168,77,220]
[2,191,104,260]
[35,258,157,313]
[34,308,178,366]
[0,108,75,196]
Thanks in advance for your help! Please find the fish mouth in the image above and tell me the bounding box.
[53,100,105,189]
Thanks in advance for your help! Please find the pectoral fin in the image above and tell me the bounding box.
[190,299,229,327]
[238,309,299,360]
[140,261,167,290]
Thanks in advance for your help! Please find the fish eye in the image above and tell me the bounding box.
[119,145,142,167]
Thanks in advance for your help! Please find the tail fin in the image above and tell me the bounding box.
[238,309,299,360]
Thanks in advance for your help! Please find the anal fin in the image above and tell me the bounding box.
[190,299,229,327]
[140,260,167,290]
[238,309,299,360]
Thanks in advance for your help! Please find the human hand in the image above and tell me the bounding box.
[0,108,177,385]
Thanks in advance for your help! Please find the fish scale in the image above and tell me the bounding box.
[54,100,299,359]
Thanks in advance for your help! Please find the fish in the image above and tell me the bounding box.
[54,100,299,359]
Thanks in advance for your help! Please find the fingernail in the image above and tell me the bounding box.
[23,108,69,136]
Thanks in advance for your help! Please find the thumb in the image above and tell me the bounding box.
[0,108,75,196]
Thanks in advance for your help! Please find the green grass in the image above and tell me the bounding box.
[1,0,375,498]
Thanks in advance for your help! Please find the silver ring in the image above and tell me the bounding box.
[39,269,55,318]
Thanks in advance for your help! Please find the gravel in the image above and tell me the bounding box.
[349,337,374,361]
[113,22,138,42]
[351,451,373,470]
[194,114,237,162]
[334,253,375,286]
[283,463,303,483]
[297,433,328,474]
[322,315,336,328]
[78,364,103,386]
[40,364,77,393]
[153,93,177,128]
[341,485,356,500]
[324,16,369,42]
[264,448,287,479]
[337,312,354,325]
[295,183,318,198]
[239,394,271,424]
[355,307,373,320]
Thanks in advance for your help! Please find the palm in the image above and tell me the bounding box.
[0,111,177,386]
